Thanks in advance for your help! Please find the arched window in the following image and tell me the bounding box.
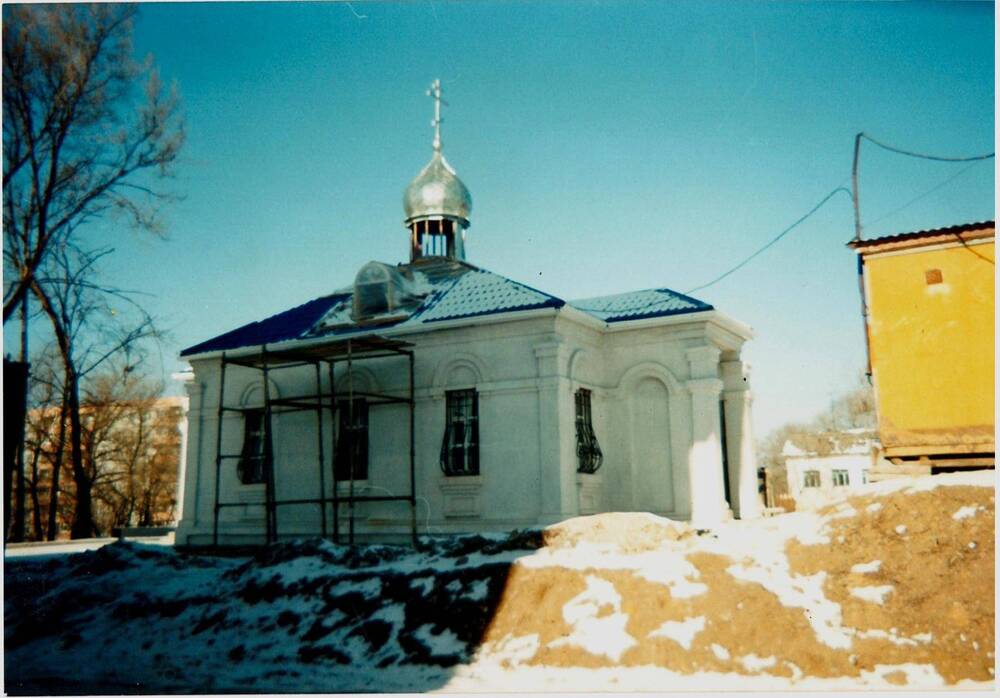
[440,389,479,476]
[575,389,602,473]
[237,409,268,485]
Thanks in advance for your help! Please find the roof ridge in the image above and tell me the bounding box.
[472,266,566,305]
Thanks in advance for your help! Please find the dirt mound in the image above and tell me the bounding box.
[478,473,994,687]
[5,471,994,692]
[543,512,694,552]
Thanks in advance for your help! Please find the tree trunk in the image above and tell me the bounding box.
[12,295,30,541]
[67,370,95,539]
[46,395,68,541]
[3,359,30,543]
[28,446,44,541]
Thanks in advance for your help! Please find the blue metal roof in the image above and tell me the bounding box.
[180,293,350,357]
[180,261,711,358]
[569,288,712,322]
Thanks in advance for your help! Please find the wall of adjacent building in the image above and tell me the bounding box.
[786,452,872,510]
[863,238,994,457]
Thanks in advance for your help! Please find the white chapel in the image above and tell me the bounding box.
[175,81,761,547]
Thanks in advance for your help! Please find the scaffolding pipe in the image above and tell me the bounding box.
[314,361,327,538]
[329,360,339,543]
[409,351,417,546]
[261,344,277,543]
[209,337,417,548]
[212,353,228,547]
[347,339,355,546]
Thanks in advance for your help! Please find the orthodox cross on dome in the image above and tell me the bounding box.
[427,78,447,153]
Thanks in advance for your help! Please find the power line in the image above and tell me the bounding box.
[859,133,995,163]
[868,158,989,227]
[852,132,995,240]
[684,186,853,295]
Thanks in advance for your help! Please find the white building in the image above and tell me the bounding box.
[783,430,876,510]
[175,82,761,546]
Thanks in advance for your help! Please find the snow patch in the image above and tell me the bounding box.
[410,576,434,594]
[710,644,731,661]
[853,628,930,647]
[894,525,907,535]
[465,579,489,602]
[548,575,636,662]
[739,654,777,672]
[648,616,705,650]
[328,576,382,599]
[850,560,881,574]
[726,563,850,650]
[477,633,540,666]
[952,505,979,521]
[858,663,945,687]
[850,585,894,605]
[414,624,464,656]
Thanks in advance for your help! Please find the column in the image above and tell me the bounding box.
[534,341,578,524]
[721,360,762,520]
[175,375,203,539]
[685,346,730,527]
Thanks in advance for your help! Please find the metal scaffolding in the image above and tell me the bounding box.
[212,336,416,546]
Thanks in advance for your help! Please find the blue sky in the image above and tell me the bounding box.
[13,1,994,436]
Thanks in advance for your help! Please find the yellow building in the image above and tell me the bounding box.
[849,221,994,471]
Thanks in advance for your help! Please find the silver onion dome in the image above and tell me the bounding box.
[403,150,472,224]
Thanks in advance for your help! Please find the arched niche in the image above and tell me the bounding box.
[333,364,379,397]
[431,352,489,392]
[615,362,688,514]
[239,378,281,408]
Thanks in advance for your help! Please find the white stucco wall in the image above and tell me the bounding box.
[786,451,873,510]
[176,307,756,545]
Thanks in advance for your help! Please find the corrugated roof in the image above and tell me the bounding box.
[180,293,349,357]
[415,268,563,322]
[848,220,995,249]
[180,260,712,358]
[569,288,712,322]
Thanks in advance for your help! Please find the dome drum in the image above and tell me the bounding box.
[402,80,473,262]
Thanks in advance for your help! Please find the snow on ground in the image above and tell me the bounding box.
[850,559,881,574]
[4,532,175,558]
[4,471,995,693]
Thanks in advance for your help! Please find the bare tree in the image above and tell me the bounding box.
[30,244,159,538]
[2,3,184,324]
[20,355,63,540]
[85,367,180,533]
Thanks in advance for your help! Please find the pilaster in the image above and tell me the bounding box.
[178,377,203,536]
[534,341,578,523]
[721,360,762,520]
[685,344,730,527]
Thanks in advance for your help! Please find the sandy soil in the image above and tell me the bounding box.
[4,471,994,692]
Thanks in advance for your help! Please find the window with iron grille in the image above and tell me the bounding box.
[440,389,479,476]
[335,399,369,481]
[238,409,268,485]
[575,389,603,474]
[803,470,821,488]
[832,469,849,487]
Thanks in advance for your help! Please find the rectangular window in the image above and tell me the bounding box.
[832,469,849,487]
[861,470,870,484]
[335,399,369,481]
[803,470,821,488]
[575,389,603,474]
[238,409,268,485]
[440,389,479,476]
